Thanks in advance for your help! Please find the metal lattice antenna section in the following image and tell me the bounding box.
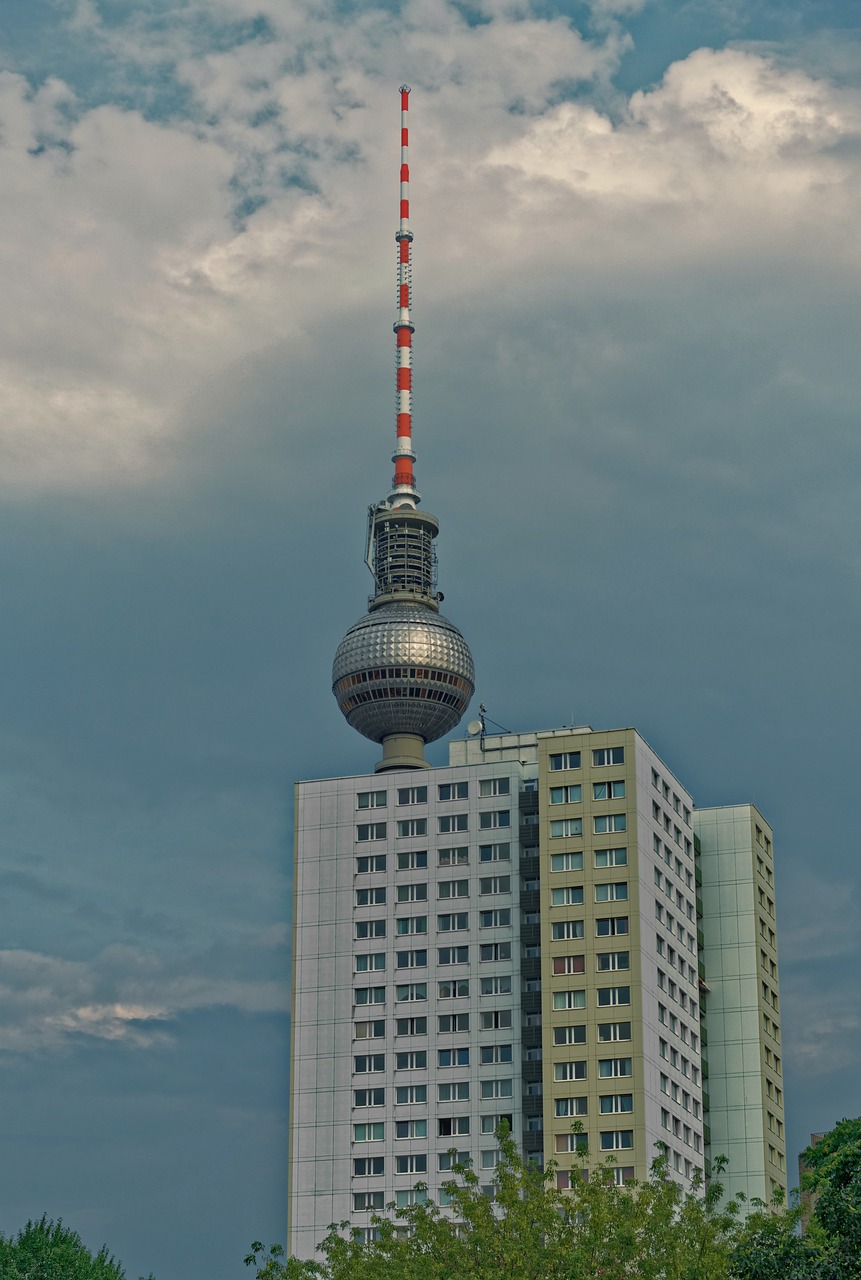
[391,84,418,506]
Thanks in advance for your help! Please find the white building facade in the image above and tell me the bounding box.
[288,726,786,1256]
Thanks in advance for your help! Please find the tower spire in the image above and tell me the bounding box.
[333,88,475,771]
[392,84,417,505]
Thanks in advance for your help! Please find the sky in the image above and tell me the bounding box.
[0,0,859,1275]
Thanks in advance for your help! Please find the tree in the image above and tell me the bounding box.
[248,1130,746,1280]
[0,1216,126,1280]
[801,1118,861,1279]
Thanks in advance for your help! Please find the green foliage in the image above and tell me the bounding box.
[249,1131,743,1280]
[802,1119,861,1196]
[0,1216,126,1280]
[801,1118,861,1280]
[249,1116,861,1280]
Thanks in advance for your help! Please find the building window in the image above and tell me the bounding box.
[550,818,583,838]
[438,1013,470,1033]
[479,842,510,862]
[551,852,583,872]
[479,810,510,829]
[555,1133,589,1154]
[595,848,627,868]
[355,953,386,973]
[396,982,427,1002]
[438,913,469,932]
[354,1087,385,1108]
[594,815,627,834]
[438,1116,471,1136]
[437,946,469,966]
[555,1097,588,1117]
[599,1094,633,1114]
[593,781,625,800]
[553,1026,587,1046]
[480,1078,513,1099]
[438,1151,470,1172]
[395,949,427,968]
[438,847,468,866]
[550,785,582,804]
[395,1016,427,1035]
[552,920,585,940]
[357,823,387,842]
[354,1054,385,1073]
[598,1058,633,1077]
[354,987,385,1006]
[397,818,427,838]
[394,1051,426,1070]
[438,781,469,801]
[479,909,511,928]
[552,989,586,1010]
[395,1190,427,1209]
[398,786,427,806]
[438,879,469,899]
[396,916,428,935]
[479,875,511,895]
[596,917,629,936]
[397,850,427,870]
[395,1154,427,1175]
[353,1189,385,1213]
[593,747,624,766]
[438,1082,470,1101]
[600,1130,633,1150]
[551,886,585,907]
[397,882,427,903]
[553,1061,587,1081]
[356,919,386,940]
[549,751,581,771]
[597,951,629,971]
[352,1157,384,1176]
[480,777,510,797]
[479,942,512,962]
[480,1044,513,1065]
[438,979,470,999]
[480,976,512,995]
[438,814,468,834]
[395,1119,427,1139]
[481,1113,514,1134]
[553,955,585,975]
[356,854,387,873]
[354,1020,385,1039]
[597,986,630,1006]
[438,1048,470,1067]
[358,791,387,810]
[479,1009,513,1029]
[395,1084,427,1104]
[598,1022,632,1042]
[353,1122,385,1142]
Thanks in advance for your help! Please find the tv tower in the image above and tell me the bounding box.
[332,86,475,771]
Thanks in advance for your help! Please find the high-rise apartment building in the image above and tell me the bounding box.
[287,89,785,1257]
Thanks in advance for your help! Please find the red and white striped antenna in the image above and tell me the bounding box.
[391,84,418,508]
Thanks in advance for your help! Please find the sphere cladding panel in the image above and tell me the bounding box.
[332,604,475,744]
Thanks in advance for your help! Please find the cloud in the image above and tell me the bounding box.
[0,939,289,1054]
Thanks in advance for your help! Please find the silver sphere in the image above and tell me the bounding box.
[333,603,475,744]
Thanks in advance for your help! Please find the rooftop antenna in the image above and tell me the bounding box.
[392,84,417,506]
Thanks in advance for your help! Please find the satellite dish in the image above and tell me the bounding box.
[467,720,483,736]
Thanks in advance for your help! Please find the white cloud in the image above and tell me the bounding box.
[1,4,860,510]
[0,940,288,1053]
